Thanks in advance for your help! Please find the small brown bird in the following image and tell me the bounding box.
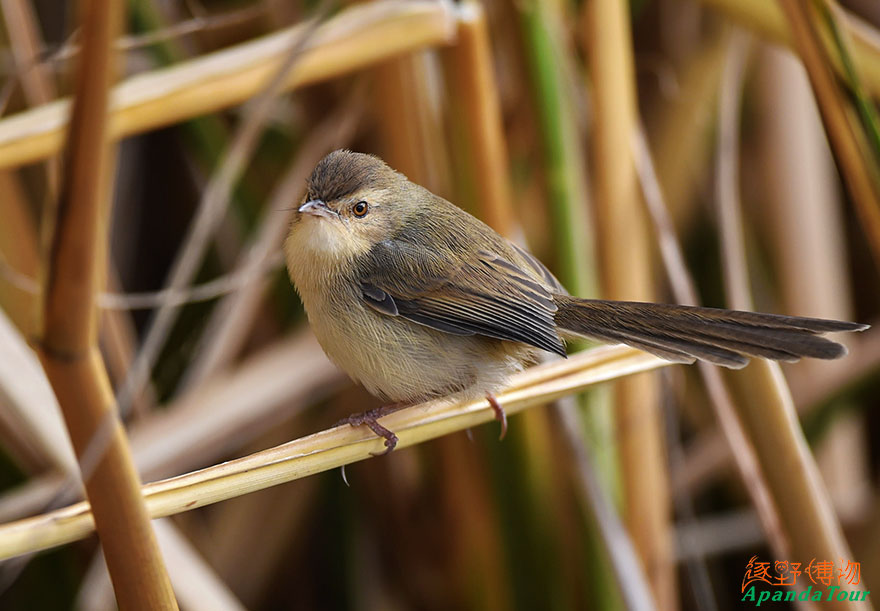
[285,150,867,453]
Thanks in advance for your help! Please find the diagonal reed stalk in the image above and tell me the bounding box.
[442,0,516,238]
[0,345,670,561]
[585,0,673,607]
[778,0,880,274]
[0,0,457,170]
[699,0,880,96]
[713,32,870,607]
[34,0,177,608]
[636,67,872,608]
[518,2,626,607]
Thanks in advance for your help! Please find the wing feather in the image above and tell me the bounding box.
[357,238,566,357]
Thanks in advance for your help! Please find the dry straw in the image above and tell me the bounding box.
[0,1,457,169]
[0,345,669,561]
[586,0,672,606]
[34,0,178,607]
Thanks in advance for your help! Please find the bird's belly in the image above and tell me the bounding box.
[307,297,527,403]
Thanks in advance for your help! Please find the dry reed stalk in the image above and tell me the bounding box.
[77,520,247,611]
[130,332,343,481]
[0,309,76,473]
[632,128,791,567]
[2,0,149,419]
[441,0,516,237]
[699,0,880,96]
[35,0,177,607]
[0,0,457,170]
[518,1,622,604]
[179,104,360,390]
[724,365,870,609]
[116,9,331,421]
[0,344,671,561]
[715,32,752,313]
[648,32,730,229]
[437,433,512,611]
[0,331,342,525]
[0,171,38,336]
[375,38,513,609]
[778,0,880,273]
[206,459,318,605]
[757,46,870,521]
[373,51,452,196]
[713,33,869,608]
[0,0,60,194]
[554,400,656,611]
[586,0,673,606]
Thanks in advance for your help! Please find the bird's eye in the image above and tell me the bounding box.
[352,201,369,217]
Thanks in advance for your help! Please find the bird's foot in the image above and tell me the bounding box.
[486,394,508,440]
[337,405,403,456]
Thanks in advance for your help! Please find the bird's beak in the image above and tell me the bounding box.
[298,200,337,219]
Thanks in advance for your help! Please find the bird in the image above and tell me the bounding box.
[284,149,868,453]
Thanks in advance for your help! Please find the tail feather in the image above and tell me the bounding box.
[554,297,867,369]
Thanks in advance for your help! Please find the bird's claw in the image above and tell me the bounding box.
[337,407,399,455]
[486,394,508,440]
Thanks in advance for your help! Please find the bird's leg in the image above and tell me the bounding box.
[336,404,406,456]
[486,394,508,440]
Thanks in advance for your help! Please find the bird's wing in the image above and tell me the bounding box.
[356,239,566,357]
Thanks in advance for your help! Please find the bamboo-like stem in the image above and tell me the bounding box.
[757,45,870,521]
[699,0,880,96]
[0,345,670,561]
[554,402,656,611]
[632,127,791,569]
[648,32,730,228]
[0,0,59,195]
[711,31,869,607]
[373,51,452,196]
[0,309,77,473]
[0,171,38,336]
[443,9,560,604]
[778,0,880,273]
[0,331,343,526]
[586,0,672,607]
[724,367,870,610]
[0,0,147,424]
[441,0,516,237]
[715,32,752,314]
[0,1,47,337]
[0,0,457,170]
[35,0,177,608]
[375,31,512,610]
[178,103,359,390]
[518,2,622,607]
[518,2,595,298]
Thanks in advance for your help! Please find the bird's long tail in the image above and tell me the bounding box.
[553,296,868,369]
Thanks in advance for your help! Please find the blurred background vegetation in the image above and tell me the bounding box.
[0,0,878,609]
